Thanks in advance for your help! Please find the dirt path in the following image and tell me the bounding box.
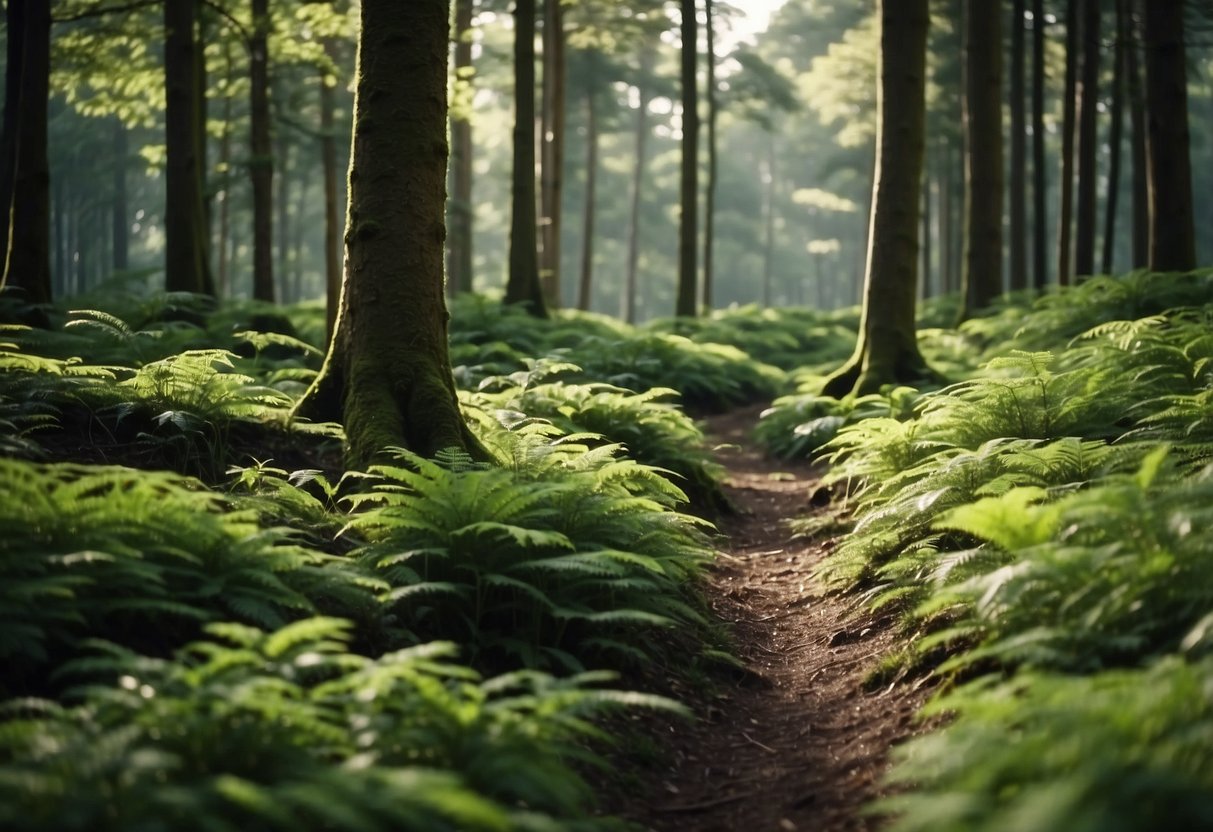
[623,406,931,832]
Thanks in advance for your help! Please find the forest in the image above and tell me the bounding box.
[2,0,1213,829]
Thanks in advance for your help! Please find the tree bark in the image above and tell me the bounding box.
[1031,0,1047,289]
[675,0,698,317]
[163,0,214,295]
[1056,0,1078,286]
[1126,0,1148,268]
[1073,0,1100,279]
[539,0,565,308]
[250,0,275,302]
[622,47,652,325]
[577,78,598,312]
[2,0,53,304]
[1009,0,1027,291]
[702,0,718,311]
[823,0,933,397]
[447,0,474,297]
[504,0,548,317]
[0,0,25,244]
[1102,0,1127,274]
[1141,0,1195,272]
[960,0,1002,318]
[295,0,481,468]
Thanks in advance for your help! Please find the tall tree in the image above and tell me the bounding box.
[823,0,932,397]
[674,0,698,317]
[701,0,718,310]
[539,0,566,307]
[1073,0,1100,278]
[1009,0,1027,291]
[2,0,52,305]
[1126,0,1148,268]
[622,46,654,325]
[504,0,548,316]
[1141,0,1195,271]
[447,0,475,297]
[1101,0,1128,274]
[295,0,480,467]
[576,50,600,312]
[960,0,1002,318]
[1031,0,1047,289]
[163,0,214,295]
[1056,0,1078,285]
[250,0,275,302]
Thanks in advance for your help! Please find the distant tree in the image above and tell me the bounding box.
[1126,0,1148,268]
[447,0,475,297]
[1031,0,1047,289]
[701,0,718,310]
[1073,0,1100,278]
[1009,0,1026,291]
[959,0,1002,319]
[296,0,480,467]
[539,0,566,308]
[822,0,933,397]
[674,0,698,317]
[1,0,52,305]
[1141,0,1195,272]
[622,45,655,325]
[163,0,214,295]
[249,0,275,302]
[1056,0,1078,286]
[504,0,549,317]
[1101,0,1128,275]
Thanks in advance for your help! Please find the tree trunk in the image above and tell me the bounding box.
[1102,0,1127,274]
[577,79,598,312]
[762,133,775,308]
[111,119,128,271]
[622,49,652,325]
[1056,0,1078,286]
[539,0,565,308]
[1141,0,1195,272]
[504,0,548,317]
[295,0,480,468]
[447,0,474,297]
[701,0,718,311]
[675,0,699,318]
[276,127,291,300]
[1126,0,1148,268]
[823,0,933,397]
[922,159,932,298]
[3,0,52,304]
[320,50,342,338]
[1031,0,1047,289]
[217,42,233,297]
[1009,0,1027,291]
[960,0,1003,318]
[163,0,213,295]
[1073,0,1100,279]
[250,0,275,302]
[0,0,25,243]
[939,136,953,294]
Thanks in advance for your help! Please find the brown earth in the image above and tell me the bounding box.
[619,405,933,832]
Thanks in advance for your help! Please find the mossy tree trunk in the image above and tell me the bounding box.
[675,0,698,318]
[2,0,52,305]
[1142,0,1195,272]
[164,0,214,296]
[294,0,481,469]
[822,0,933,398]
[959,0,1003,320]
[504,0,548,317]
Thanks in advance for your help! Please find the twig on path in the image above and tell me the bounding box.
[655,792,750,813]
[741,731,779,754]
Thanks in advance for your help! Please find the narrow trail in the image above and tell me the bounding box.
[624,406,932,832]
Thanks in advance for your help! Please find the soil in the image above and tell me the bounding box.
[619,405,934,832]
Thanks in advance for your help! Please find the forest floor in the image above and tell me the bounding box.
[617,405,933,832]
